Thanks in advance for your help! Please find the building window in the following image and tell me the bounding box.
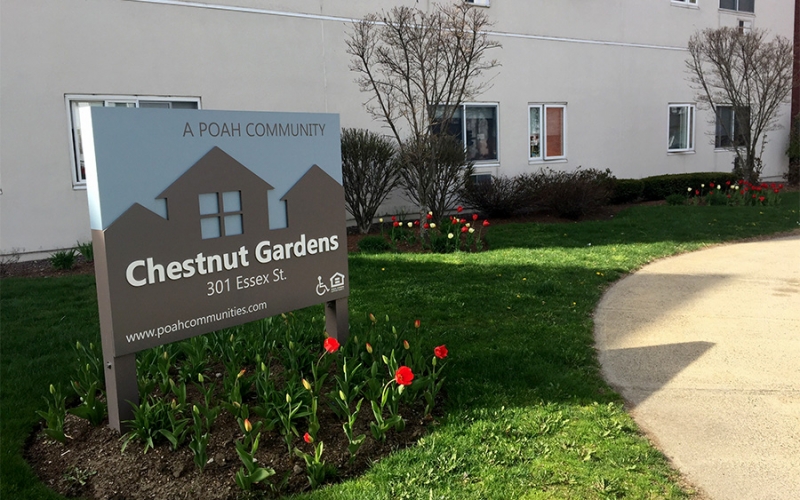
[199,191,243,239]
[529,104,567,161]
[469,173,493,185]
[465,0,491,6]
[672,0,698,7]
[67,95,200,187]
[435,103,499,163]
[720,0,754,13]
[738,19,752,33]
[715,106,747,148]
[668,104,695,152]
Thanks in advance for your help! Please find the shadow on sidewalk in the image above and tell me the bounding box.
[599,341,715,406]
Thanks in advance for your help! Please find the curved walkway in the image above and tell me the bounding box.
[594,234,800,500]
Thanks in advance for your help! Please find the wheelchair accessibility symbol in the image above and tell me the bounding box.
[316,276,329,296]
[316,272,346,296]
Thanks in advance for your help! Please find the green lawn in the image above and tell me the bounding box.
[3,195,798,499]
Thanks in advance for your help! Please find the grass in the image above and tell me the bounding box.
[2,194,798,499]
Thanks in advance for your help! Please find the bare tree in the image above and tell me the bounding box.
[687,27,794,182]
[346,3,500,220]
[341,128,399,234]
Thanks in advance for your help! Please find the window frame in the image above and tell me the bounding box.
[671,0,699,8]
[714,105,748,150]
[529,103,567,162]
[719,0,755,13]
[667,103,696,153]
[66,95,201,188]
[199,191,244,239]
[435,102,500,165]
[465,0,491,7]
[738,19,752,33]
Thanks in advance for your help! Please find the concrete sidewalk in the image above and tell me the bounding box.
[594,233,800,500]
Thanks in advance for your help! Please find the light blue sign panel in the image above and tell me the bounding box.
[82,108,341,231]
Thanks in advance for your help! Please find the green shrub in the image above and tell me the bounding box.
[515,170,548,209]
[609,179,644,204]
[522,167,615,220]
[357,235,392,253]
[49,249,77,270]
[641,172,738,201]
[665,194,685,206]
[76,241,94,263]
[459,175,525,219]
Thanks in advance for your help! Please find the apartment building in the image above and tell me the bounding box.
[0,0,795,260]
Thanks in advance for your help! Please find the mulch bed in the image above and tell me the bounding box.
[26,390,437,499]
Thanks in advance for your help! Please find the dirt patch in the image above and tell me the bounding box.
[27,378,440,499]
[1,255,95,279]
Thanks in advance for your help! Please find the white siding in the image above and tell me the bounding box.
[0,0,794,259]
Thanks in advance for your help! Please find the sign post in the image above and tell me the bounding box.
[81,108,348,431]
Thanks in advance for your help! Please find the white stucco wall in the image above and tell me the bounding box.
[0,0,794,260]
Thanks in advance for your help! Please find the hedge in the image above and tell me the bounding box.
[611,173,741,203]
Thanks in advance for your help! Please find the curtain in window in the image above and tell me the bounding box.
[464,106,497,161]
[668,106,693,150]
[545,107,564,158]
[715,107,734,148]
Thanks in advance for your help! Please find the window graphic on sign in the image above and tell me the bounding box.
[199,191,243,239]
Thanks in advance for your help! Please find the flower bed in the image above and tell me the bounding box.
[29,313,449,498]
[685,180,786,206]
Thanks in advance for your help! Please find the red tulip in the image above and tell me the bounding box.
[434,345,448,359]
[323,337,340,354]
[395,366,414,386]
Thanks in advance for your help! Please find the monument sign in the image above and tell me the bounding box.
[81,108,348,430]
